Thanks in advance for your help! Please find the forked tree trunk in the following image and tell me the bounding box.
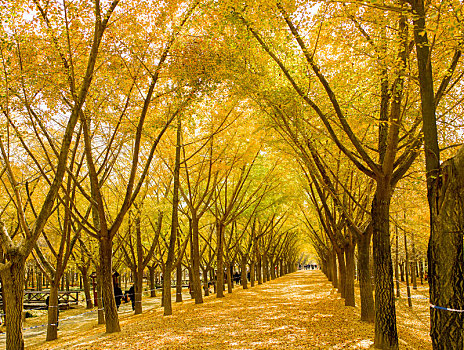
[344,243,356,307]
[1,259,26,350]
[371,189,398,349]
[46,283,59,341]
[428,146,464,348]
[99,238,120,332]
[358,227,374,323]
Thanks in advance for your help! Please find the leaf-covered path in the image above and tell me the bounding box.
[32,271,431,349]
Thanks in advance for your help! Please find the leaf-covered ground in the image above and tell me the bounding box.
[27,270,431,349]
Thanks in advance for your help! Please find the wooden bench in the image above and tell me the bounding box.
[23,290,81,310]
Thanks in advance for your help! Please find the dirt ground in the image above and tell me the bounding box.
[16,270,432,350]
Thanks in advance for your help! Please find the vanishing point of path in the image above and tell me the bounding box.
[32,271,432,349]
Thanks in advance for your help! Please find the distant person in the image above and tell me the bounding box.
[45,296,59,328]
[114,282,123,310]
[125,285,135,310]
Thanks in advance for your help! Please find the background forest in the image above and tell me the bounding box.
[0,0,463,349]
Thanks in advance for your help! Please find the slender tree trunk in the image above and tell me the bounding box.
[191,216,203,304]
[250,260,255,287]
[358,228,374,323]
[99,238,120,332]
[148,266,156,297]
[371,189,398,349]
[163,116,181,315]
[270,259,276,280]
[411,232,417,290]
[202,268,209,296]
[80,266,93,309]
[1,259,26,350]
[336,249,346,299]
[404,228,412,308]
[345,243,356,307]
[216,221,225,297]
[241,255,248,289]
[134,267,143,314]
[395,227,400,299]
[227,263,233,293]
[46,283,59,341]
[263,255,268,283]
[257,255,263,285]
[176,263,183,302]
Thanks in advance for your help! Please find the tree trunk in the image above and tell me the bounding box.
[358,227,374,323]
[80,266,93,309]
[191,216,203,304]
[263,256,268,283]
[99,238,120,332]
[227,263,233,293]
[241,255,248,289]
[250,260,255,287]
[175,263,183,302]
[371,190,398,349]
[411,232,417,290]
[1,259,26,350]
[257,255,263,285]
[336,249,346,299]
[46,283,59,341]
[148,266,156,297]
[395,227,400,299]
[344,243,356,307]
[216,221,225,298]
[96,269,105,324]
[134,266,143,314]
[428,146,464,348]
[331,248,338,289]
[270,259,276,280]
[404,228,412,308]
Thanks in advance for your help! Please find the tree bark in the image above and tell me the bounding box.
[191,216,203,304]
[358,227,374,323]
[257,254,263,285]
[99,238,120,332]
[148,266,156,297]
[216,221,225,298]
[1,259,26,350]
[241,255,248,289]
[46,283,59,341]
[80,266,93,309]
[176,263,183,302]
[344,243,356,307]
[428,146,464,348]
[371,190,398,349]
[336,249,346,299]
